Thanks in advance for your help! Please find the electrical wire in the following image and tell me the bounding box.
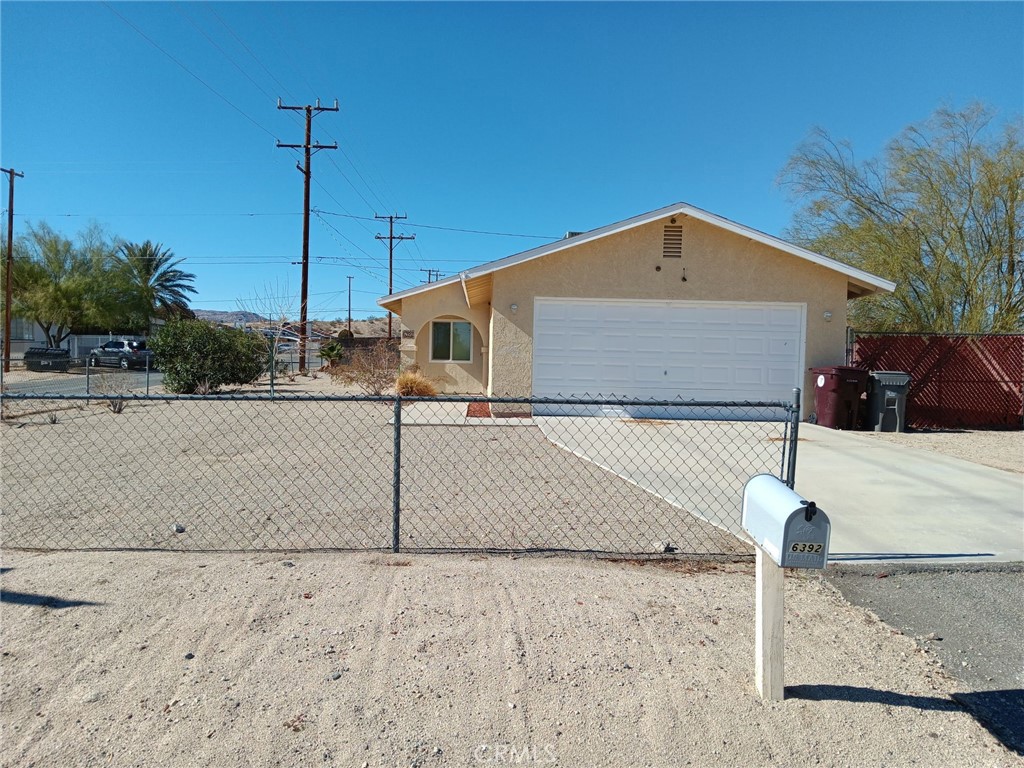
[209,7,298,103]
[314,209,559,239]
[102,2,280,142]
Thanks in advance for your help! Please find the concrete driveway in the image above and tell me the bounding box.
[536,416,789,538]
[795,425,1023,563]
[537,418,1023,564]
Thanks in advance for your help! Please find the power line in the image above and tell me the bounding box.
[310,181,378,240]
[174,5,281,107]
[313,210,388,266]
[102,2,279,141]
[19,211,300,218]
[404,221,560,239]
[209,7,297,103]
[314,214,414,289]
[315,209,559,239]
[201,8,399,221]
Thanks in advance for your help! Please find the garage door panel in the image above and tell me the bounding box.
[734,366,765,386]
[768,337,798,356]
[733,307,770,326]
[767,367,798,386]
[701,336,732,354]
[532,299,804,410]
[734,336,768,355]
[769,307,802,329]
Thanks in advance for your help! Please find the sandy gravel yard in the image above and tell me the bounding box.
[1,551,1019,768]
[853,429,1023,473]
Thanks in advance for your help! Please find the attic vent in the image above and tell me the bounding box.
[662,224,683,258]
[563,231,583,240]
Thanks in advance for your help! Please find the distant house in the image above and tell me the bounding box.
[378,202,895,405]
[2,316,50,358]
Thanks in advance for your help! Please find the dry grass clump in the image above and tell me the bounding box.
[396,370,438,397]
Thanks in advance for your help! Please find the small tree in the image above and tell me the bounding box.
[319,328,356,365]
[150,320,268,394]
[236,280,296,377]
[10,222,122,347]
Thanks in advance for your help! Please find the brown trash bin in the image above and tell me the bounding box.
[810,366,870,429]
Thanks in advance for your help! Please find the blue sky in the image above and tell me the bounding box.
[2,1,1021,320]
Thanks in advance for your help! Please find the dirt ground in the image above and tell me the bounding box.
[1,551,1019,768]
[4,380,1019,768]
[853,429,1023,474]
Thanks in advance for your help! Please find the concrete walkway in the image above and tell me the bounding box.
[794,425,1023,563]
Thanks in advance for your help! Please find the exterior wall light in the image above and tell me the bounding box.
[510,304,518,313]
[823,311,833,322]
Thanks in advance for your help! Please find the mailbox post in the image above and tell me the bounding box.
[742,474,831,701]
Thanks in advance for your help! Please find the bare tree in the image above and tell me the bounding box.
[236,280,298,379]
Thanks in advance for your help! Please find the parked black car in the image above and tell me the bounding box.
[89,340,155,370]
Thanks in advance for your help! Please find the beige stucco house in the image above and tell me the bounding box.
[378,203,894,406]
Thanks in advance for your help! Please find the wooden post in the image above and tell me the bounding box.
[755,547,785,700]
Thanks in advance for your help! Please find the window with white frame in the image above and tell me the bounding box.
[430,320,472,363]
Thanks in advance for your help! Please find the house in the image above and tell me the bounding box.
[377,203,895,406]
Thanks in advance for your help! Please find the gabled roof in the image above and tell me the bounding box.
[378,202,896,313]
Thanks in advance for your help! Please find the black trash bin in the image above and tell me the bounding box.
[866,371,912,432]
[810,366,870,429]
[22,347,71,372]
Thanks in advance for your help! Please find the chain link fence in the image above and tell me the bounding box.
[1,388,799,557]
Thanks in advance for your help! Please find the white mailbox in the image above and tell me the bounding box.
[742,474,830,569]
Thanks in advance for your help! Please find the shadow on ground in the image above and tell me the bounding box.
[788,684,1023,755]
[1,590,101,609]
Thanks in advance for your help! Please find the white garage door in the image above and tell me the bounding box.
[532,298,804,414]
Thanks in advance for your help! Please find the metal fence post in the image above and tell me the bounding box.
[786,388,801,488]
[392,395,402,553]
[145,357,150,395]
[85,357,91,397]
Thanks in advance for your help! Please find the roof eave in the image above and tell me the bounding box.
[376,202,897,305]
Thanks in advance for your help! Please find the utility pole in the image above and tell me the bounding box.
[419,268,443,283]
[346,275,353,335]
[375,214,415,338]
[1,167,24,374]
[276,98,338,372]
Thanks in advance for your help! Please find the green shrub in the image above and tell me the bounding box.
[150,320,268,394]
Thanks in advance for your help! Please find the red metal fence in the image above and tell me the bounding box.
[851,333,1023,430]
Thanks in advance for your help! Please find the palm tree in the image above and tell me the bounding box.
[116,241,197,331]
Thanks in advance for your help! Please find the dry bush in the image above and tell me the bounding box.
[333,340,399,395]
[94,371,135,397]
[94,371,134,414]
[325,362,349,383]
[396,370,438,397]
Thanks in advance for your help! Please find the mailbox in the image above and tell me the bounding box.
[742,474,830,569]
